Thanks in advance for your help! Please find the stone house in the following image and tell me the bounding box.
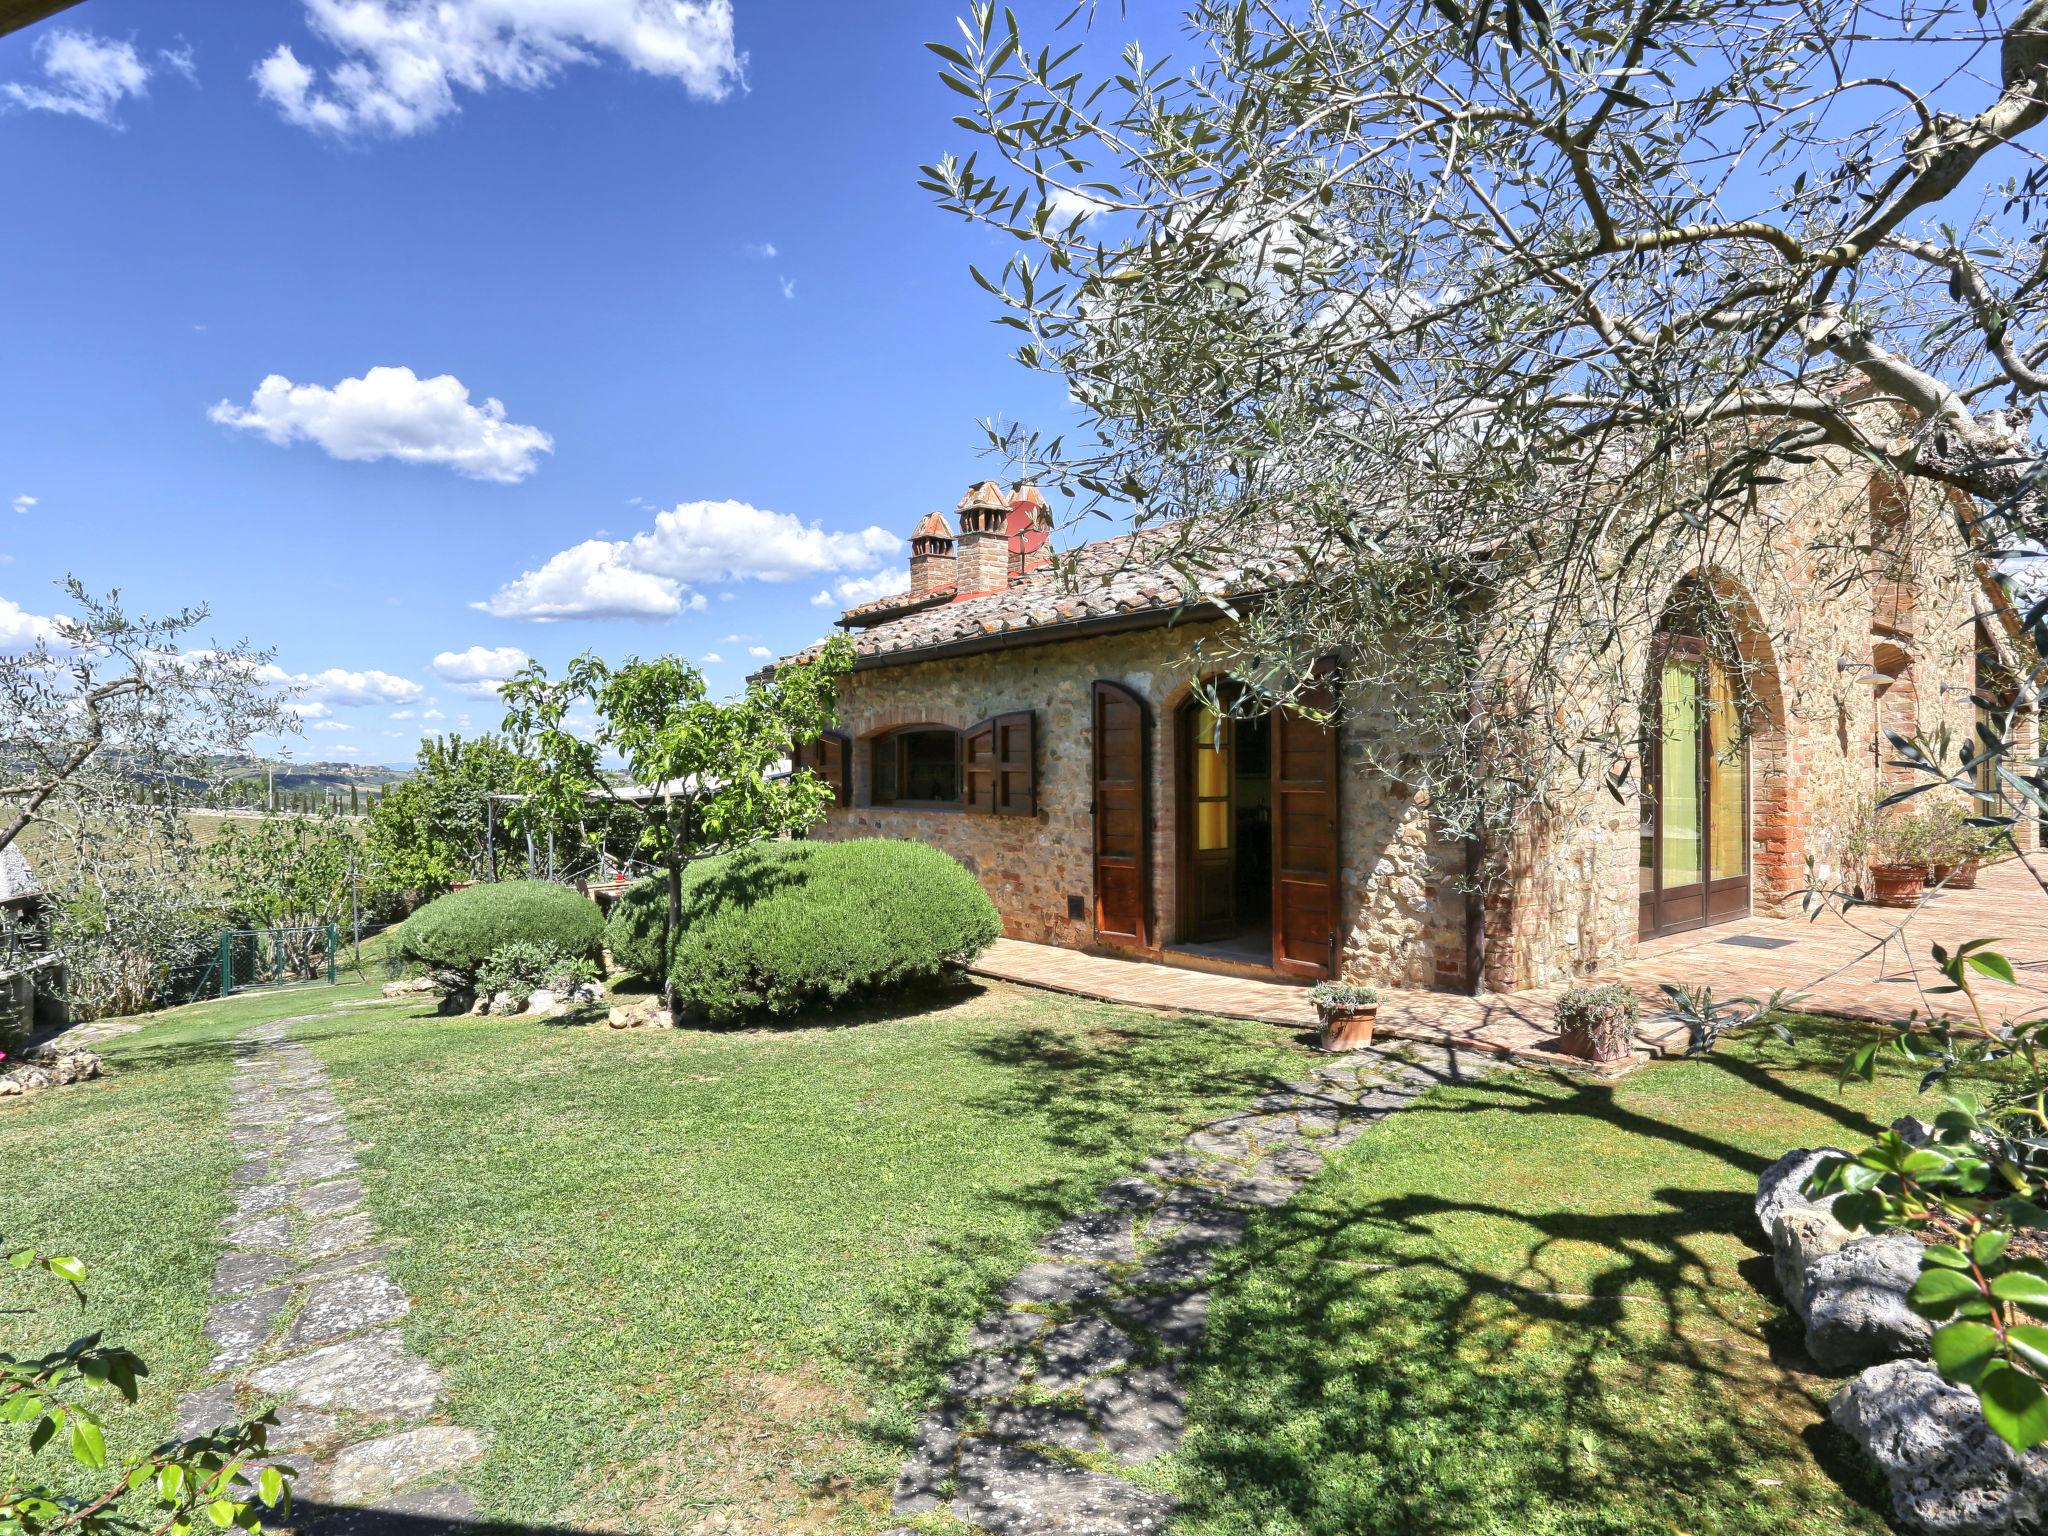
[784,469,2033,993]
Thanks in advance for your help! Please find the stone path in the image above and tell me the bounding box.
[177,1018,487,1531]
[883,1040,1473,1534]
[973,853,2048,1067]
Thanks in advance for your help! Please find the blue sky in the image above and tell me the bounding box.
[0,0,1096,767]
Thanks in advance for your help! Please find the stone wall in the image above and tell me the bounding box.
[811,621,1467,989]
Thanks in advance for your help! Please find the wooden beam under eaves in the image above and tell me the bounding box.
[0,0,88,41]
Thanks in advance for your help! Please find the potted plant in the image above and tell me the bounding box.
[1950,819,2002,890]
[1553,981,1640,1063]
[1918,799,1972,886]
[1312,980,1379,1052]
[1849,800,1930,908]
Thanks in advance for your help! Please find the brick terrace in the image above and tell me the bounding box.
[971,854,2048,1068]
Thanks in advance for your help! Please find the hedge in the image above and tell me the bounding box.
[397,880,606,980]
[605,838,1001,1021]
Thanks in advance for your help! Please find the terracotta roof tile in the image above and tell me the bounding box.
[781,524,1295,668]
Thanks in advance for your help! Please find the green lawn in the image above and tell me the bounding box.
[2,983,1948,1535]
[1159,1019,1930,1536]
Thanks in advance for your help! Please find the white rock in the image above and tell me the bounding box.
[525,989,558,1015]
[1833,1359,2048,1534]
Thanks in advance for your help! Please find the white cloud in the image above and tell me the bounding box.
[472,538,686,621]
[389,708,418,720]
[810,589,833,607]
[311,720,349,731]
[743,241,777,259]
[423,706,446,720]
[826,568,911,608]
[1047,186,1107,224]
[209,366,552,483]
[779,276,796,301]
[11,496,35,516]
[0,598,62,654]
[433,644,531,697]
[256,0,743,139]
[159,43,198,85]
[3,30,151,126]
[746,645,771,658]
[294,666,423,706]
[479,499,899,622]
[701,652,723,664]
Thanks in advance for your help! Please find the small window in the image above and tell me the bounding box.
[965,711,1036,816]
[871,727,962,807]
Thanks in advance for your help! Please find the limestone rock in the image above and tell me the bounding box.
[1803,1234,1934,1374]
[949,1441,1173,1534]
[1832,1359,2048,1534]
[1756,1146,1848,1235]
[380,976,439,998]
[323,1425,487,1505]
[607,999,670,1030]
[488,990,520,1017]
[524,989,558,1015]
[1773,1205,1851,1321]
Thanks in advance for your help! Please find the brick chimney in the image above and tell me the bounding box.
[955,480,1012,595]
[909,510,956,598]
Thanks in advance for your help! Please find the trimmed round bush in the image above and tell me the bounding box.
[607,838,1000,1021]
[397,880,606,980]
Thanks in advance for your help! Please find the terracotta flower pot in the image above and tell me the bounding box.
[1950,858,1981,891]
[1558,1022,1630,1063]
[1318,1004,1377,1052]
[1927,861,1954,887]
[1868,863,1927,908]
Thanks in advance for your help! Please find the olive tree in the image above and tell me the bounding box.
[499,638,856,1009]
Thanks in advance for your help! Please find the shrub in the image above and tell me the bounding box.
[610,838,999,1021]
[475,939,602,1001]
[396,880,605,982]
[1553,981,1640,1061]
[1311,980,1378,1010]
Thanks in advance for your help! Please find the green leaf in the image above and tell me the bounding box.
[1911,1266,1983,1307]
[68,1415,105,1471]
[257,1468,283,1508]
[1932,1319,2002,1383]
[207,1501,237,1529]
[2008,1323,2048,1377]
[1990,1271,2048,1309]
[1968,951,2018,985]
[1977,1363,2048,1450]
[159,1465,187,1502]
[1926,1243,1971,1269]
[1977,1230,2012,1267]
[46,1256,86,1285]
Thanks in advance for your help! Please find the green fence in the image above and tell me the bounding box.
[217,925,338,997]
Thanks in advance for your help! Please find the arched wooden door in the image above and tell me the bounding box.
[1270,686,1340,978]
[1640,637,1750,939]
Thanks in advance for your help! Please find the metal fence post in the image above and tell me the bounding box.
[327,924,337,985]
[218,931,232,998]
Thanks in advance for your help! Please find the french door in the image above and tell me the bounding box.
[1640,638,1750,939]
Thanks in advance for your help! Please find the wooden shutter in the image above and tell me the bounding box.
[1270,681,1339,978]
[993,710,1034,816]
[794,732,851,807]
[1091,681,1150,947]
[963,719,998,813]
[819,730,850,807]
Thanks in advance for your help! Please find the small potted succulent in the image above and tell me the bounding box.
[1553,981,1640,1063]
[1849,800,1930,908]
[1312,980,1379,1052]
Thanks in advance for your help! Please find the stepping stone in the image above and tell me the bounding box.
[968,1312,1046,1352]
[310,1482,480,1534]
[245,1328,442,1420]
[225,1215,292,1251]
[176,1383,241,1438]
[1002,1263,1112,1307]
[1085,1366,1183,1463]
[233,1184,295,1218]
[323,1425,487,1504]
[231,1156,273,1187]
[215,1249,297,1298]
[944,1351,1027,1402]
[1039,1212,1136,1264]
[950,1440,1173,1534]
[1107,1290,1207,1353]
[1036,1318,1135,1394]
[302,1212,378,1260]
[1098,1177,1164,1211]
[287,1271,409,1348]
[298,1180,363,1218]
[1130,1245,1217,1288]
[985,1402,1099,1454]
[892,1403,967,1515]
[285,1122,350,1150]
[205,1287,293,1371]
[278,1149,358,1182]
[293,1244,400,1285]
[1143,1192,1246,1250]
[265,1404,339,1451]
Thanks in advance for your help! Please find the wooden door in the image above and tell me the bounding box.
[1185,702,1236,941]
[1270,692,1339,978]
[1091,681,1150,947]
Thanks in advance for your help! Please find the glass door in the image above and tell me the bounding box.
[1640,641,1750,938]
